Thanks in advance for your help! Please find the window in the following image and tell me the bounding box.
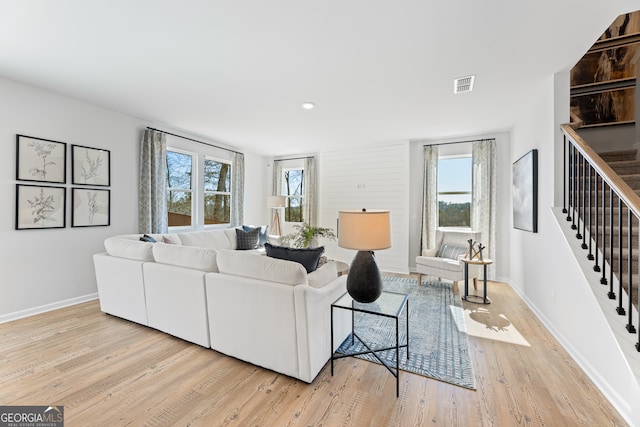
[283,168,304,222]
[166,149,232,228]
[167,150,193,227]
[437,157,472,227]
[204,158,231,224]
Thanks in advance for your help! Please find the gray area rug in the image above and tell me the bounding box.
[336,276,476,390]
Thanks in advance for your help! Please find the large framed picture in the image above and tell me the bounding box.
[513,149,538,233]
[72,188,110,227]
[71,145,111,186]
[16,135,66,184]
[15,184,66,230]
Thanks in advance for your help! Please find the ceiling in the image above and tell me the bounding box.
[0,1,636,156]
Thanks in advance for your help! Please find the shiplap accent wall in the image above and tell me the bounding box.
[319,141,410,273]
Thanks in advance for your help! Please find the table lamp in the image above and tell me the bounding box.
[267,196,286,236]
[338,209,391,303]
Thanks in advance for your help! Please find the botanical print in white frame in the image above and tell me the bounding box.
[16,135,67,184]
[72,145,110,186]
[72,188,110,227]
[15,184,66,230]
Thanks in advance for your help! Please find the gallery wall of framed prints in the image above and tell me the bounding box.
[15,134,111,230]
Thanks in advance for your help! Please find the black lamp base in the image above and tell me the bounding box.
[346,251,383,303]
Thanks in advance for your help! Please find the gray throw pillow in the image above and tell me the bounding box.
[236,227,260,250]
[437,243,467,260]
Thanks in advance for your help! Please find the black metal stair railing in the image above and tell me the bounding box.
[561,124,639,352]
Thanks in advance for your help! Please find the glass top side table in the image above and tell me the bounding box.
[331,290,409,397]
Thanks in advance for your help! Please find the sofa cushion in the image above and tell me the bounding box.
[307,261,338,288]
[264,243,325,273]
[152,242,219,272]
[104,236,155,261]
[177,229,236,249]
[217,249,307,285]
[416,256,462,272]
[436,243,467,260]
[236,227,260,250]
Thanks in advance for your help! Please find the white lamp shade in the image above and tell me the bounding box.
[338,209,391,251]
[267,195,286,208]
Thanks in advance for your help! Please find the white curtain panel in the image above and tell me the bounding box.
[230,152,245,227]
[272,160,283,196]
[421,145,439,252]
[471,139,497,279]
[304,157,317,226]
[139,129,168,234]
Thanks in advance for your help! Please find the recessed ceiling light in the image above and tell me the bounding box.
[302,102,315,110]
[454,75,475,94]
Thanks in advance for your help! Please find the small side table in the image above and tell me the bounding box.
[461,258,493,304]
[331,291,409,397]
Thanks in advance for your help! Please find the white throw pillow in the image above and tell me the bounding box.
[307,262,338,288]
[152,242,219,272]
[177,229,234,249]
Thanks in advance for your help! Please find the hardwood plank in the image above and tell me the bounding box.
[0,277,629,426]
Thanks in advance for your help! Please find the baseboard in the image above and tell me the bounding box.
[0,293,99,324]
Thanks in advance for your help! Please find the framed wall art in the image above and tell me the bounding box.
[15,184,66,230]
[71,145,111,186]
[16,135,66,184]
[512,149,538,233]
[72,188,110,227]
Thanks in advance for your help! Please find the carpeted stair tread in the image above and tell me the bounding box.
[598,150,637,162]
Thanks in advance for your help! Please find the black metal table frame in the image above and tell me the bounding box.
[462,259,492,304]
[330,291,409,397]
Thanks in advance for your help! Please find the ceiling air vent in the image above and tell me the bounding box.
[454,75,475,94]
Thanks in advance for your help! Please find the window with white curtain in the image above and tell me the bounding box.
[437,156,472,228]
[282,168,304,223]
[166,148,232,228]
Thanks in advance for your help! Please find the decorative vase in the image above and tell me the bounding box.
[346,251,383,303]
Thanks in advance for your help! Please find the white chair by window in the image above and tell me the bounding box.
[416,229,482,294]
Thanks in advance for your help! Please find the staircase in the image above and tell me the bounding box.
[561,123,640,353]
[596,150,639,310]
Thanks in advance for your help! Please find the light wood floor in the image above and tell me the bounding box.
[0,277,628,426]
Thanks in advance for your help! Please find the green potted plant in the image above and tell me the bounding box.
[282,223,337,248]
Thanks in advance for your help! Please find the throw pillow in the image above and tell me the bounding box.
[139,234,157,243]
[264,243,325,273]
[243,224,269,246]
[437,243,467,260]
[236,227,260,250]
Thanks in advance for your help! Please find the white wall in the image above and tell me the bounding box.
[0,77,141,319]
[509,72,640,426]
[319,142,410,272]
[0,77,266,321]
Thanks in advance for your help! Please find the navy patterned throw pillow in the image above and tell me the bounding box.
[242,225,269,246]
[236,227,260,250]
[139,234,157,243]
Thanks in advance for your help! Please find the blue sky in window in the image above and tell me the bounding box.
[438,157,471,203]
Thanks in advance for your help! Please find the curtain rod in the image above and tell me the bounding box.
[274,156,314,161]
[147,127,242,155]
[422,138,495,147]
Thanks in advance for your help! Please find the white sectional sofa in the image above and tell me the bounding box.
[93,228,351,383]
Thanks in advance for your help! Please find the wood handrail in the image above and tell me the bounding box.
[561,123,640,219]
